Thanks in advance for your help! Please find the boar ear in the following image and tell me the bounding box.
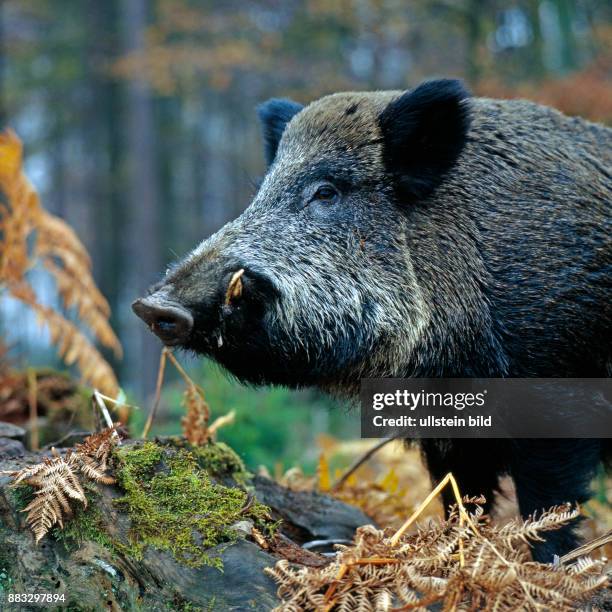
[257,98,304,166]
[379,79,471,200]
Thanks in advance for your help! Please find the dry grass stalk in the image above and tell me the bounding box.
[559,529,612,565]
[331,437,399,492]
[2,426,119,543]
[142,347,233,445]
[27,367,39,451]
[0,129,122,397]
[266,495,609,611]
[142,347,168,439]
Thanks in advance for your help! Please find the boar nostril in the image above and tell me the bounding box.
[156,317,178,332]
[132,298,193,346]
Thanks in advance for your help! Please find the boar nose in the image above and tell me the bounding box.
[132,297,194,346]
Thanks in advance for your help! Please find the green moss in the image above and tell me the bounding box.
[0,522,17,595]
[53,496,114,552]
[8,483,34,511]
[0,543,14,595]
[168,593,208,611]
[113,442,272,569]
[190,441,249,485]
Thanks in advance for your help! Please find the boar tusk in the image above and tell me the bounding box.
[225,269,244,305]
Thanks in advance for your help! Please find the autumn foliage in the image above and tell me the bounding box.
[4,426,119,544]
[478,59,612,124]
[0,129,122,396]
[267,500,608,611]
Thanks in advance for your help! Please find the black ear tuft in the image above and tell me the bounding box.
[257,98,304,166]
[379,79,471,200]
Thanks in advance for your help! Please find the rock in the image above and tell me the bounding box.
[253,474,373,542]
[0,422,26,440]
[0,437,25,458]
[141,539,280,611]
[229,519,254,537]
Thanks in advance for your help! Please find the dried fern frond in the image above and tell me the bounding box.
[266,499,609,611]
[4,426,119,543]
[10,283,119,395]
[496,503,581,547]
[18,454,87,542]
[72,426,118,485]
[181,384,211,446]
[0,129,122,397]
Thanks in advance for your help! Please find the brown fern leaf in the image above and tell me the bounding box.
[181,384,211,446]
[9,284,119,397]
[0,129,122,395]
[42,260,118,346]
[497,504,580,546]
[0,130,39,284]
[73,426,118,483]
[265,499,609,611]
[74,455,116,486]
[9,454,87,544]
[35,209,92,268]
[4,426,119,543]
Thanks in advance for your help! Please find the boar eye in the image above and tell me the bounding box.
[311,184,339,204]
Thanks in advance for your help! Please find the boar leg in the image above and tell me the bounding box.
[510,438,602,562]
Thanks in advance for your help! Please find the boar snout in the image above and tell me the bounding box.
[132,296,194,346]
[132,262,280,353]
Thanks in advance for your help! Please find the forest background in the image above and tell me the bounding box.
[1,0,610,471]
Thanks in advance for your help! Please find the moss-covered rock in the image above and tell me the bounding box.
[53,493,115,552]
[0,437,372,610]
[112,441,272,569]
[191,441,250,485]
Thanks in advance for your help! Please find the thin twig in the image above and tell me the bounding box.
[323,564,349,610]
[389,472,479,569]
[27,367,39,451]
[95,392,138,411]
[165,350,198,388]
[142,348,168,439]
[390,472,477,547]
[240,492,255,515]
[331,436,401,491]
[93,390,121,444]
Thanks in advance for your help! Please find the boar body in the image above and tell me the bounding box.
[133,80,611,561]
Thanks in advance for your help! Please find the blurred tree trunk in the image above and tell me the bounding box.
[526,2,546,79]
[87,1,124,378]
[201,94,235,236]
[556,0,576,71]
[120,0,161,398]
[465,0,484,86]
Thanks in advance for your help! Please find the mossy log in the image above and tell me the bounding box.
[0,438,371,611]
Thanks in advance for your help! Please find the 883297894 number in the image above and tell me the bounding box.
[6,593,66,604]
